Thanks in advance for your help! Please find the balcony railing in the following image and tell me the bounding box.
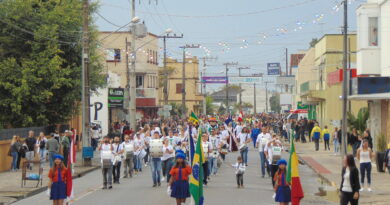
[136,88,156,98]
[300,80,320,95]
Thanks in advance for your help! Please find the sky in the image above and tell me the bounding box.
[94,0,363,92]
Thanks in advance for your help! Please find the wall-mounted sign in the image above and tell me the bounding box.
[108,88,124,108]
[267,63,281,75]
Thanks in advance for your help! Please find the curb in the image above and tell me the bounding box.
[297,155,335,187]
[10,166,100,204]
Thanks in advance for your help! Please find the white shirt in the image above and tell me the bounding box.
[256,133,272,152]
[100,143,113,162]
[234,125,243,135]
[209,135,220,150]
[237,133,250,145]
[264,141,282,165]
[121,140,135,152]
[162,145,174,161]
[221,130,229,140]
[134,137,144,150]
[233,162,246,174]
[342,168,353,192]
[112,143,124,154]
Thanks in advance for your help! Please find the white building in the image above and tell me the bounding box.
[240,84,267,113]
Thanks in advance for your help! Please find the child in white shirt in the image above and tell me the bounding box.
[232,156,246,188]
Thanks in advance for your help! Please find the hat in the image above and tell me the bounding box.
[277,159,287,166]
[175,150,186,160]
[53,154,64,161]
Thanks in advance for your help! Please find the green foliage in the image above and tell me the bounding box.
[169,102,186,117]
[347,107,369,134]
[218,104,226,115]
[0,0,105,127]
[205,96,215,115]
[270,94,281,113]
[377,133,387,152]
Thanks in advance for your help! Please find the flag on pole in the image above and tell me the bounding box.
[287,138,304,205]
[224,114,232,125]
[188,125,195,164]
[189,111,199,125]
[66,148,74,204]
[70,129,77,164]
[189,130,205,205]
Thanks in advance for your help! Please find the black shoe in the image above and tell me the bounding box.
[108,186,112,189]
[153,184,157,187]
[158,182,161,186]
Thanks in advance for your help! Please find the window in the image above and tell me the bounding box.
[106,48,121,62]
[176,83,182,94]
[368,17,378,46]
[136,75,143,88]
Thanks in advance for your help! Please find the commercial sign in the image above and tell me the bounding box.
[276,76,295,86]
[267,63,281,75]
[202,76,228,84]
[327,68,357,86]
[228,77,262,84]
[297,101,308,110]
[108,88,124,108]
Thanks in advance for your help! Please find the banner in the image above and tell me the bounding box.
[267,63,281,75]
[228,77,262,84]
[201,76,228,84]
[108,88,124,108]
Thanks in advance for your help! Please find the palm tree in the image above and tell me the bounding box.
[347,107,369,133]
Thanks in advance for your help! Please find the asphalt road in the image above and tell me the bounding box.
[13,146,336,205]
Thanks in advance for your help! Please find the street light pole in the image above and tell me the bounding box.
[341,0,348,156]
[128,0,137,131]
[180,44,200,119]
[223,62,238,112]
[253,83,257,114]
[237,67,250,106]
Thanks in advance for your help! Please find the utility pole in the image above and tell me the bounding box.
[253,83,257,114]
[158,33,183,105]
[180,44,200,119]
[81,0,91,166]
[199,56,217,116]
[341,0,348,156]
[223,62,238,112]
[264,81,272,113]
[237,67,250,106]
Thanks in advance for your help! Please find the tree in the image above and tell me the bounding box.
[0,0,105,127]
[218,104,226,115]
[201,96,215,115]
[347,107,369,133]
[269,94,281,113]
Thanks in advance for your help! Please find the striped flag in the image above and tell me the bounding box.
[189,111,199,125]
[287,138,304,205]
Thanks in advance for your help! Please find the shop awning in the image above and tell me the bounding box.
[348,93,390,101]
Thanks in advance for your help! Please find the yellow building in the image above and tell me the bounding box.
[298,34,367,130]
[159,57,203,115]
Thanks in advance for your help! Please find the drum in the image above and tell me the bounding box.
[124,143,134,153]
[271,146,282,164]
[202,143,209,158]
[138,149,147,159]
[211,150,219,158]
[149,139,163,158]
[101,150,112,160]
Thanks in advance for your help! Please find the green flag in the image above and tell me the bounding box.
[189,130,204,205]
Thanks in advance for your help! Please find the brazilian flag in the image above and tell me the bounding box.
[189,111,199,125]
[189,130,204,205]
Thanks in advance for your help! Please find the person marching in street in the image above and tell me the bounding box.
[209,129,220,175]
[99,136,114,189]
[202,133,212,185]
[122,134,135,178]
[322,125,331,151]
[134,132,145,174]
[168,150,192,205]
[310,123,322,151]
[265,134,283,187]
[150,131,163,187]
[237,127,251,166]
[112,136,124,184]
[9,135,21,172]
[218,126,229,161]
[357,139,373,192]
[48,154,67,205]
[274,159,291,205]
[232,156,246,188]
[256,127,272,178]
[340,154,360,205]
[251,123,260,148]
[162,137,175,183]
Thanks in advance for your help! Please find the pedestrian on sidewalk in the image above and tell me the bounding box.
[357,139,373,192]
[37,132,48,165]
[168,151,191,205]
[274,159,291,205]
[99,136,114,189]
[265,135,283,187]
[112,136,124,184]
[333,127,340,155]
[256,127,271,178]
[46,134,60,168]
[48,154,68,205]
[322,126,330,151]
[232,156,246,188]
[25,130,36,170]
[350,128,359,156]
[340,154,360,205]
[310,123,322,151]
[61,131,71,167]
[9,135,21,171]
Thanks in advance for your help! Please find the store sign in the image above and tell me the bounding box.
[108,88,124,108]
[276,76,295,86]
[202,76,228,84]
[297,101,308,110]
[327,69,357,86]
[228,77,262,84]
[267,63,281,75]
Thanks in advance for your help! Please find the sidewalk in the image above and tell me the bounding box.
[0,151,100,205]
[296,142,390,205]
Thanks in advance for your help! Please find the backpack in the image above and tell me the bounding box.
[39,140,46,149]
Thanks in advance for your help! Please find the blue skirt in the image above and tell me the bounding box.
[50,181,67,200]
[275,186,291,203]
[171,180,190,199]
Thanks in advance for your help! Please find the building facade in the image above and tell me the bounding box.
[240,84,267,113]
[159,57,203,115]
[90,31,160,135]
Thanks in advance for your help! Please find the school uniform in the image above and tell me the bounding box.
[170,165,192,199]
[48,167,68,200]
[274,171,291,203]
[233,162,246,186]
[100,143,113,188]
[112,143,123,183]
[122,140,135,178]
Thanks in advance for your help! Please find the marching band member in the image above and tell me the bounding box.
[209,129,220,175]
[99,136,114,189]
[169,151,191,205]
[122,134,135,178]
[162,137,175,183]
[201,133,212,185]
[112,136,124,184]
[150,132,163,187]
[237,127,251,166]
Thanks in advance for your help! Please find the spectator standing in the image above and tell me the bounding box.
[46,134,60,168]
[25,130,37,169]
